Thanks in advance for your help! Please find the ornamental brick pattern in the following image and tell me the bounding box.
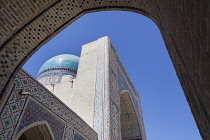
[0,69,98,140]
[0,0,209,139]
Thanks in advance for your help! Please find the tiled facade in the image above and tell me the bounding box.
[0,36,146,140]
[0,69,98,140]
[37,54,79,85]
[93,37,146,140]
[0,0,210,139]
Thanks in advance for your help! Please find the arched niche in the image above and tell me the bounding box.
[120,90,141,140]
[15,121,54,140]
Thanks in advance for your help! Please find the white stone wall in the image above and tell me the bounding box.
[44,36,146,140]
[0,69,98,140]
[46,39,99,128]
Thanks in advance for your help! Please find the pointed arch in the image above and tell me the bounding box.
[14,121,54,140]
[120,90,141,140]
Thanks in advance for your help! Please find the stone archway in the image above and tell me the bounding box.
[18,125,52,140]
[120,90,141,140]
[15,122,54,140]
[0,0,209,139]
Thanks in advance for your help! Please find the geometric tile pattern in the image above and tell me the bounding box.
[110,44,146,140]
[93,37,146,140]
[0,69,98,140]
[17,99,65,140]
[18,123,52,140]
[0,85,27,140]
[74,132,87,140]
[37,68,77,86]
[0,1,210,139]
[93,37,111,140]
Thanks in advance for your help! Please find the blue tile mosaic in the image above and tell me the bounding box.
[74,133,86,140]
[0,69,97,140]
[17,99,65,140]
[38,54,80,75]
[93,37,146,140]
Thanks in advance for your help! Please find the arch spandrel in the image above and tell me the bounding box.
[0,0,210,140]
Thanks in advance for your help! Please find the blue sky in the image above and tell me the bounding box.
[23,11,201,140]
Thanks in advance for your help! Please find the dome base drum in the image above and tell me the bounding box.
[37,54,80,86]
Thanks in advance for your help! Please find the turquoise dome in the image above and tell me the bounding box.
[38,54,80,75]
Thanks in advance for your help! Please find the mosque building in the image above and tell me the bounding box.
[37,54,80,86]
[0,36,146,140]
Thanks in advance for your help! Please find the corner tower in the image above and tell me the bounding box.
[37,37,147,140]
